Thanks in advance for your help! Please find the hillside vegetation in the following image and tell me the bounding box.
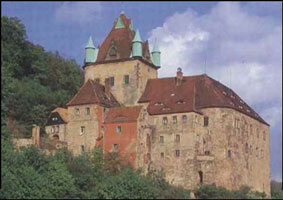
[1,16,278,199]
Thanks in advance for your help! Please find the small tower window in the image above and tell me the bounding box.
[198,171,203,184]
[109,77,115,86]
[175,150,180,157]
[228,150,232,158]
[160,136,164,143]
[162,117,168,125]
[80,126,85,135]
[175,134,180,143]
[75,108,80,116]
[116,126,121,133]
[204,116,209,127]
[173,116,177,124]
[86,107,90,115]
[182,115,187,123]
[124,75,129,84]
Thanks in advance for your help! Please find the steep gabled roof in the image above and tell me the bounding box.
[66,80,120,107]
[52,107,68,123]
[95,13,151,63]
[104,106,143,123]
[138,74,268,126]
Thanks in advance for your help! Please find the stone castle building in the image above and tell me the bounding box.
[44,13,270,195]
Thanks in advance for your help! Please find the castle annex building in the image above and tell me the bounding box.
[45,13,270,195]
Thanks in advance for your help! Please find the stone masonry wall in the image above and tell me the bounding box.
[147,107,270,196]
[66,104,103,155]
[84,59,157,106]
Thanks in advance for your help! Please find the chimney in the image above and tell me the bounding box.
[176,68,183,86]
[104,78,111,96]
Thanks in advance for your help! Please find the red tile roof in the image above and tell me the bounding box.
[96,13,151,63]
[104,106,143,123]
[52,107,68,123]
[139,74,268,126]
[66,79,120,107]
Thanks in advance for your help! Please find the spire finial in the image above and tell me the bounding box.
[121,11,125,15]
[86,36,95,49]
[133,29,142,42]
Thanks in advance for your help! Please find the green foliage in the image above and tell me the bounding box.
[194,184,266,199]
[1,16,83,135]
[271,180,283,199]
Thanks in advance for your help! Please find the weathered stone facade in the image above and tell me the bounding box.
[40,13,271,197]
[84,59,157,106]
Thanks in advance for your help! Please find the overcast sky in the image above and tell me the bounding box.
[2,1,282,182]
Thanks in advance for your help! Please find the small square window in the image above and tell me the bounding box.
[175,150,180,157]
[173,116,177,124]
[75,108,80,116]
[113,144,118,152]
[124,75,129,84]
[204,116,209,127]
[160,136,164,143]
[116,126,121,133]
[163,117,168,125]
[204,151,210,155]
[175,134,180,143]
[182,115,187,123]
[86,107,90,115]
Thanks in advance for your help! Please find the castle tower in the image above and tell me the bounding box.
[85,36,97,64]
[83,13,160,106]
[132,29,142,57]
[151,41,161,67]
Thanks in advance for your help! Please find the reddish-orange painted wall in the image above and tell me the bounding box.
[103,121,137,166]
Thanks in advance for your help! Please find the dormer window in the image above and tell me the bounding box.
[177,100,185,104]
[162,107,171,111]
[109,46,117,57]
[155,102,163,106]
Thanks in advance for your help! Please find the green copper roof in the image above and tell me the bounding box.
[85,36,95,49]
[152,41,160,53]
[115,16,125,29]
[132,29,142,43]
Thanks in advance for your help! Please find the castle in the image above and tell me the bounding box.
[44,13,270,195]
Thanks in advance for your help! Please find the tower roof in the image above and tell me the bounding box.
[86,36,95,48]
[152,41,160,53]
[133,29,142,43]
[95,13,151,63]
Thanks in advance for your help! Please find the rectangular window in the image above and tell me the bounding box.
[162,117,168,125]
[161,152,164,158]
[81,145,85,153]
[182,115,187,123]
[250,124,253,135]
[204,116,209,127]
[109,77,115,86]
[173,116,177,124]
[175,134,180,143]
[160,136,164,143]
[263,131,266,141]
[86,107,90,115]
[124,75,129,84]
[113,144,118,152]
[56,125,59,133]
[228,150,232,158]
[175,150,180,157]
[51,126,55,133]
[80,126,85,135]
[116,126,121,133]
[75,108,80,116]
